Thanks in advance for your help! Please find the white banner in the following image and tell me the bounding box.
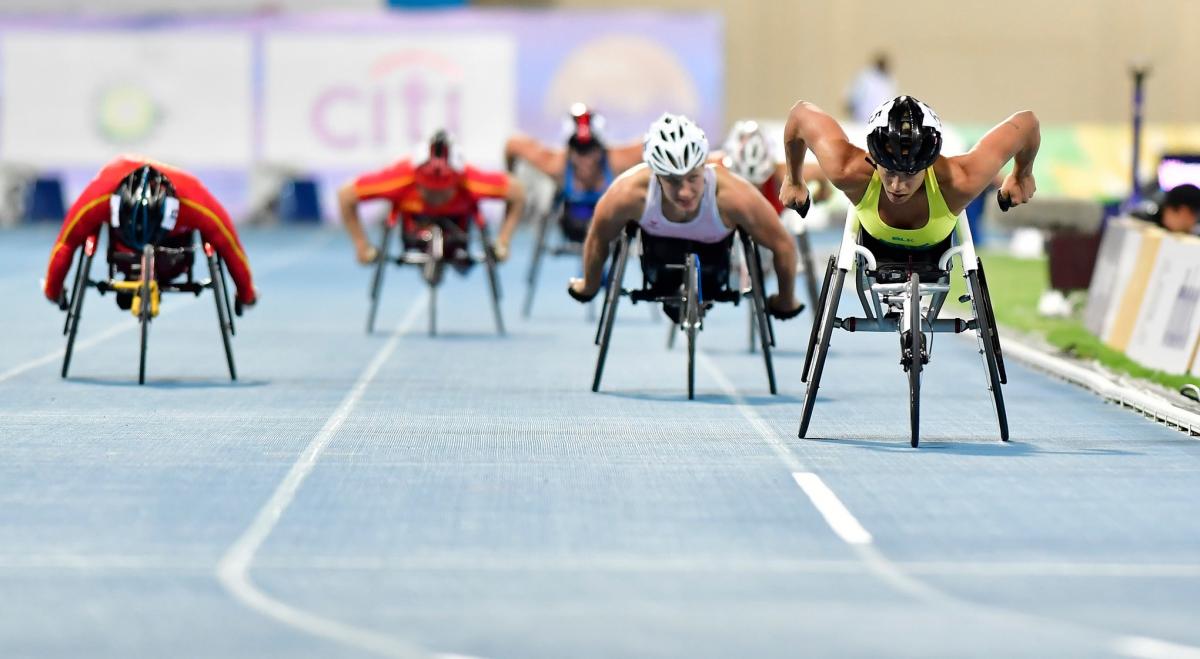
[262,34,516,169]
[1,31,253,167]
[1125,234,1200,374]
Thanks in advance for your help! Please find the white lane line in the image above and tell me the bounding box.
[1115,636,1200,659]
[791,473,872,545]
[698,351,1200,657]
[0,232,332,385]
[0,318,134,383]
[216,292,427,659]
[698,353,875,547]
[696,352,806,473]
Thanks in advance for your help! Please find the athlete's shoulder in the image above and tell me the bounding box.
[613,162,651,186]
[611,162,651,193]
[714,165,770,218]
[714,163,756,198]
[463,163,508,185]
[462,164,509,198]
[602,163,649,215]
[354,159,417,197]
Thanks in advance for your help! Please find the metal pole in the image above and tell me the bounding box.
[1129,63,1151,205]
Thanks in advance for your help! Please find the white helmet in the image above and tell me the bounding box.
[643,113,709,177]
[722,120,775,185]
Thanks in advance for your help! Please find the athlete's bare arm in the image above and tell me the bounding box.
[781,101,875,208]
[504,134,566,182]
[939,110,1041,212]
[715,167,801,315]
[568,167,650,300]
[337,182,377,265]
[493,178,526,261]
[778,162,835,203]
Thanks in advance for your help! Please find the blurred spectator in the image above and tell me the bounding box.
[1133,183,1200,235]
[845,53,897,124]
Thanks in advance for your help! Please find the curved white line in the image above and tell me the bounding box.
[216,293,430,659]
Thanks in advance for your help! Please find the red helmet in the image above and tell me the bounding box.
[565,102,606,151]
[414,130,462,190]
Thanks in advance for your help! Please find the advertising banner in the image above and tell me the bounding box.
[1125,234,1200,374]
[262,33,516,168]
[1,31,253,168]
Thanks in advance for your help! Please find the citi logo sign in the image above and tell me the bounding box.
[310,49,463,151]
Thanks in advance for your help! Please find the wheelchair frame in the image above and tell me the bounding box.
[591,225,777,400]
[366,215,505,337]
[61,226,237,385]
[798,207,1008,447]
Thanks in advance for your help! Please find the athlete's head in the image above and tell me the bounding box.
[722,120,775,186]
[866,96,942,203]
[414,129,463,205]
[644,112,709,214]
[111,165,178,251]
[564,103,607,181]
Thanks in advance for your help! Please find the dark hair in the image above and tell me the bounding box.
[1163,183,1200,212]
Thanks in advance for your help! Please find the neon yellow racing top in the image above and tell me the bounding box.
[855,167,957,249]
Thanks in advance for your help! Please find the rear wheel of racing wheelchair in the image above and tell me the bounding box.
[366,222,393,335]
[740,232,777,395]
[137,244,155,385]
[522,204,555,319]
[206,246,237,381]
[595,239,624,345]
[966,258,1008,441]
[798,255,844,438]
[479,224,506,337]
[61,241,97,378]
[683,253,701,400]
[905,273,923,448]
[592,230,633,392]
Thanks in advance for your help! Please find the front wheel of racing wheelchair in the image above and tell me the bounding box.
[366,215,505,338]
[60,227,238,385]
[590,226,776,400]
[797,206,1008,447]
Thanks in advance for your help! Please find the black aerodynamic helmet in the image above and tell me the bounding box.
[111,165,178,251]
[865,96,943,174]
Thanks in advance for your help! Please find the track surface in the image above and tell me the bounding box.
[0,225,1197,659]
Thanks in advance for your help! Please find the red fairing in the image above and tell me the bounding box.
[43,155,257,304]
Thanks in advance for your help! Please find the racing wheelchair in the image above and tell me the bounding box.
[590,225,778,400]
[60,226,238,385]
[798,206,1007,447]
[366,214,504,337]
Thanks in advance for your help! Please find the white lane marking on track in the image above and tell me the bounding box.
[0,318,135,383]
[216,293,430,659]
[791,473,872,544]
[0,233,332,385]
[697,351,1200,657]
[1115,636,1200,659]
